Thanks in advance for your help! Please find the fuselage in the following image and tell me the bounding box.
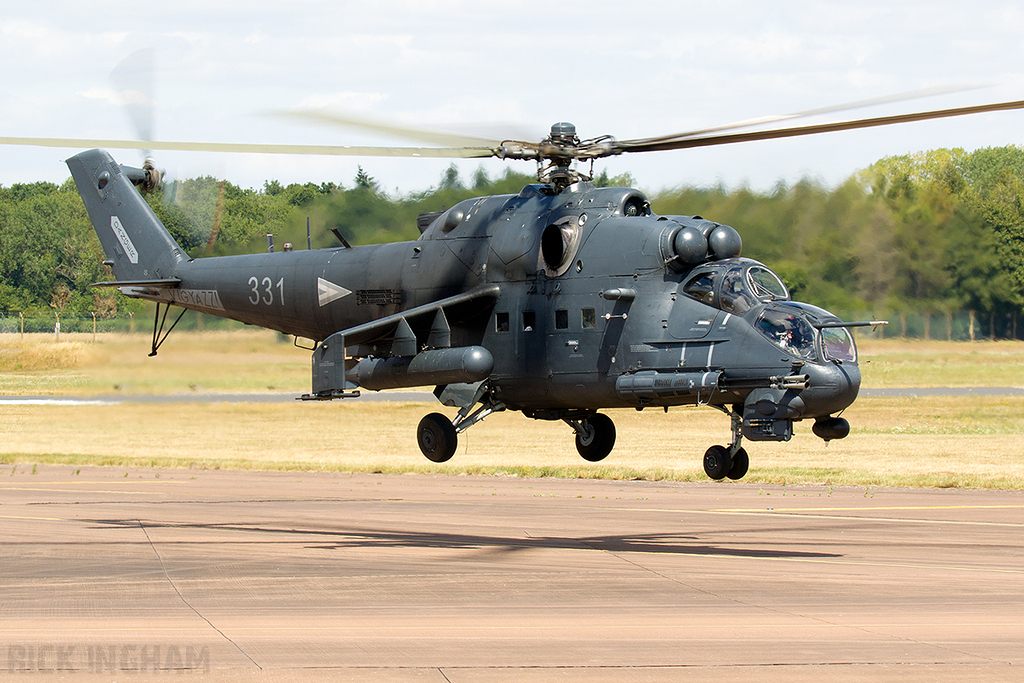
[67,147,863,473]
[132,180,859,421]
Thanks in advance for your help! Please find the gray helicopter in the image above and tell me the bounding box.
[10,95,1024,479]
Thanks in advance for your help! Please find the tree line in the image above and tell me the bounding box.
[654,146,1024,338]
[1,148,1022,339]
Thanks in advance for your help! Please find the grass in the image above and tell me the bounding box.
[856,338,1024,387]
[0,330,309,395]
[2,394,1023,490]
[2,332,1023,396]
[1,331,1023,488]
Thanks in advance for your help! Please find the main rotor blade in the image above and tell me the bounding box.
[614,99,1024,154]
[632,85,986,145]
[278,109,502,148]
[0,136,498,159]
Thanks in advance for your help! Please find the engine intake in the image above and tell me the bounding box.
[662,217,743,270]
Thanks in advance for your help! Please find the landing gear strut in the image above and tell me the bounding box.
[416,382,505,463]
[704,406,749,481]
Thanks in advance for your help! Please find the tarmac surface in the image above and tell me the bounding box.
[1,465,1022,682]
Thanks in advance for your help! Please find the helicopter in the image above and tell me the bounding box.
[7,94,1024,479]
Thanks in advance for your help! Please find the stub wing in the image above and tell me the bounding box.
[341,284,500,351]
[308,284,500,398]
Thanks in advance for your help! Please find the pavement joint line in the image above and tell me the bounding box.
[280,663,1020,669]
[3,621,1023,634]
[675,551,1024,575]
[715,504,1024,512]
[0,513,69,522]
[589,538,1017,651]
[696,509,1024,527]
[0,480,187,485]
[21,496,373,505]
[2,488,178,496]
[137,519,263,671]
[340,499,1024,525]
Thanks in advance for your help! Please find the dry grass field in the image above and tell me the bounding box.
[2,330,1022,488]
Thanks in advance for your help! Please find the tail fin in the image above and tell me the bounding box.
[67,149,187,283]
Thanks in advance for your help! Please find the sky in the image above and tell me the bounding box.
[3,1,1024,197]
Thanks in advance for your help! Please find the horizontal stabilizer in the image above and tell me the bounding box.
[90,278,182,288]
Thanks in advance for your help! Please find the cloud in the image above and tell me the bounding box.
[296,92,390,111]
[79,86,153,108]
[3,1,1024,193]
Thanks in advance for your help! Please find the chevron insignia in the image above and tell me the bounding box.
[317,277,351,307]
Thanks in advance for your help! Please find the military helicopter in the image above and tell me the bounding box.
[6,94,1024,479]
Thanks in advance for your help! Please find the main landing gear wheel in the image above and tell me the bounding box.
[575,413,616,462]
[417,413,458,463]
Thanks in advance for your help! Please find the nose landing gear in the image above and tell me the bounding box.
[703,444,749,480]
[704,407,749,480]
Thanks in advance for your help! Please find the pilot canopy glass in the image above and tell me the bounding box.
[681,260,790,314]
[755,307,817,360]
[822,326,857,363]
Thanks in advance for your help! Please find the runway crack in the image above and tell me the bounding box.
[587,542,855,627]
[589,541,1007,665]
[582,541,731,601]
[137,519,263,670]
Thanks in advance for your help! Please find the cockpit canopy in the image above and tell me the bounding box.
[681,258,789,314]
[681,260,858,364]
[756,302,858,363]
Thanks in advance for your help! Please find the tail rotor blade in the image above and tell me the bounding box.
[109,48,157,159]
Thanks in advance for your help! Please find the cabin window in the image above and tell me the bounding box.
[749,265,789,300]
[682,271,716,305]
[581,308,596,329]
[496,312,510,332]
[720,267,755,314]
[523,311,536,332]
[555,309,569,329]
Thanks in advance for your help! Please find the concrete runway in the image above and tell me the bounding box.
[1,465,1022,682]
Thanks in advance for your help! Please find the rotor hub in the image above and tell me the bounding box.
[549,122,578,145]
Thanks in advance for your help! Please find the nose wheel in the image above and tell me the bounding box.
[704,406,749,480]
[703,444,749,480]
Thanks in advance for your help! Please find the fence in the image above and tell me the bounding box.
[836,310,1022,342]
[0,311,246,336]
[2,308,1021,342]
